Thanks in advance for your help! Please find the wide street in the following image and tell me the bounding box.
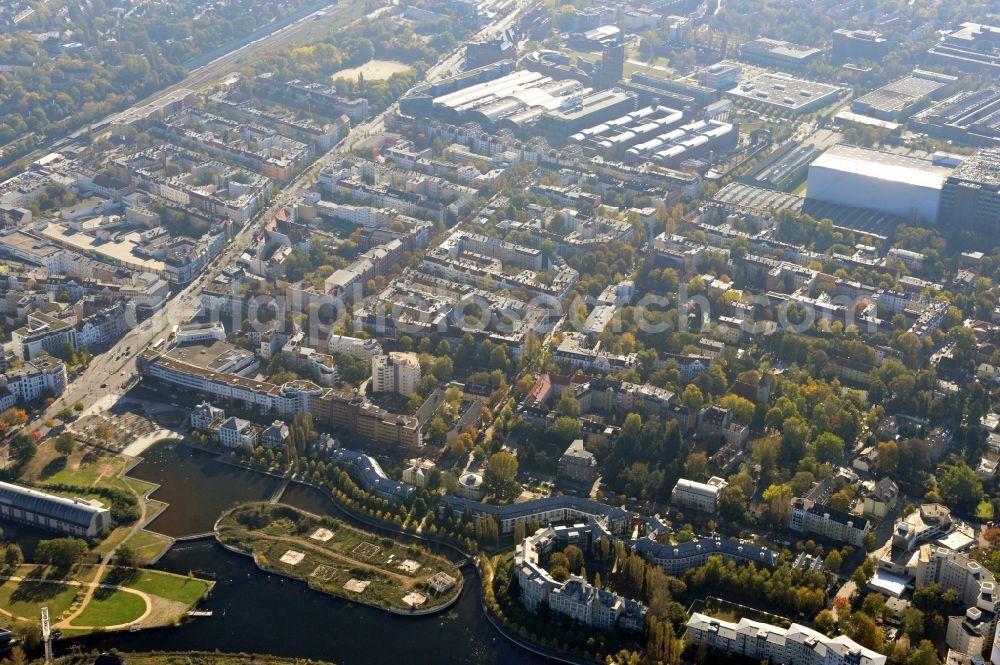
[32,0,539,433]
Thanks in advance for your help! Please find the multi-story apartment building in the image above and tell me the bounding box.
[557,439,598,484]
[515,523,646,632]
[328,334,383,361]
[789,497,871,547]
[686,613,886,665]
[440,494,631,535]
[632,534,779,577]
[915,545,1000,616]
[308,388,422,448]
[0,356,67,409]
[947,607,992,657]
[12,311,77,360]
[671,477,728,513]
[371,352,421,396]
[329,447,415,502]
[217,416,259,448]
[137,340,326,419]
[191,401,225,431]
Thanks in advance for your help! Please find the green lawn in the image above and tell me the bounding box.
[103,569,209,605]
[34,450,129,493]
[124,476,158,496]
[218,503,463,611]
[72,589,146,627]
[127,530,174,564]
[0,576,79,621]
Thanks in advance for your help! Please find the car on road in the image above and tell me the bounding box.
[100,383,107,388]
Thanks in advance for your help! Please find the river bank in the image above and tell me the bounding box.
[57,439,546,665]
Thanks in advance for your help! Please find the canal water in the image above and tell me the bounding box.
[127,442,280,537]
[68,441,544,665]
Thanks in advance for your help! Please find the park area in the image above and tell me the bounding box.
[19,435,173,564]
[216,503,462,612]
[0,564,212,637]
[331,59,412,81]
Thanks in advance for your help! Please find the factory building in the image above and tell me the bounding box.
[624,118,738,168]
[569,105,685,157]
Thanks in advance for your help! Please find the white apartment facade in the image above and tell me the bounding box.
[371,352,420,396]
[0,356,67,409]
[671,476,728,513]
[329,333,383,361]
[686,613,886,665]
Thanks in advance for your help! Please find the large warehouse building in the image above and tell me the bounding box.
[806,144,952,224]
[0,481,112,537]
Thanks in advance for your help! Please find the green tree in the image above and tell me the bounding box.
[681,384,705,411]
[780,416,810,463]
[824,549,843,574]
[717,484,748,522]
[35,538,88,567]
[718,394,754,424]
[113,544,138,570]
[877,440,899,476]
[563,544,584,573]
[555,391,581,418]
[484,451,519,502]
[431,356,454,383]
[762,483,793,527]
[4,543,24,571]
[939,463,985,513]
[814,432,845,463]
[901,607,925,641]
[54,432,74,456]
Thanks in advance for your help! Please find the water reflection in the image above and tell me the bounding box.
[66,441,544,665]
[127,442,279,537]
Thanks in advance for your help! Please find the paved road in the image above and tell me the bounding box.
[33,0,538,433]
[14,0,374,169]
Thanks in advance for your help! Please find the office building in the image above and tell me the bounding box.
[832,29,889,64]
[928,23,1000,76]
[596,40,625,89]
[738,38,825,69]
[727,73,845,115]
[939,148,1000,236]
